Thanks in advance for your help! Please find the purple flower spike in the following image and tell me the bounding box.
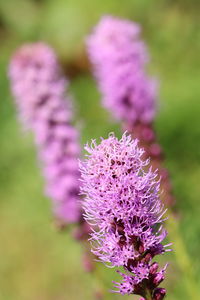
[80,133,170,299]
[87,15,157,126]
[9,43,81,224]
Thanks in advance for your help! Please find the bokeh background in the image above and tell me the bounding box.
[0,0,200,299]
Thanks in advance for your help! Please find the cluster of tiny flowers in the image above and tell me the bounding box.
[9,43,81,224]
[80,133,170,299]
[87,15,157,126]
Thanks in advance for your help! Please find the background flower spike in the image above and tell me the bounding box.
[9,42,81,225]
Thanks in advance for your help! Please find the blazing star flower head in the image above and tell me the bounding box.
[87,15,158,126]
[9,43,81,224]
[80,133,169,298]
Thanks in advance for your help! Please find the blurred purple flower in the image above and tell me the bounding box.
[87,15,157,126]
[80,133,170,298]
[9,43,81,224]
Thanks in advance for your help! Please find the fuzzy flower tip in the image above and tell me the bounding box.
[80,133,170,299]
[9,43,81,224]
[87,15,158,126]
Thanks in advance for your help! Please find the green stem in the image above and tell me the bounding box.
[144,288,153,300]
[167,211,199,300]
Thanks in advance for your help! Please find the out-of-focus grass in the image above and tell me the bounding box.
[0,1,200,299]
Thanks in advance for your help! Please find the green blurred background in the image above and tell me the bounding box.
[0,0,200,299]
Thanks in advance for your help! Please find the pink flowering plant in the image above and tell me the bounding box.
[87,15,157,127]
[4,8,199,300]
[9,43,81,225]
[80,133,171,299]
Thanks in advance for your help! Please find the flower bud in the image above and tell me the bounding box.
[152,272,164,287]
[153,288,166,300]
[150,262,159,274]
